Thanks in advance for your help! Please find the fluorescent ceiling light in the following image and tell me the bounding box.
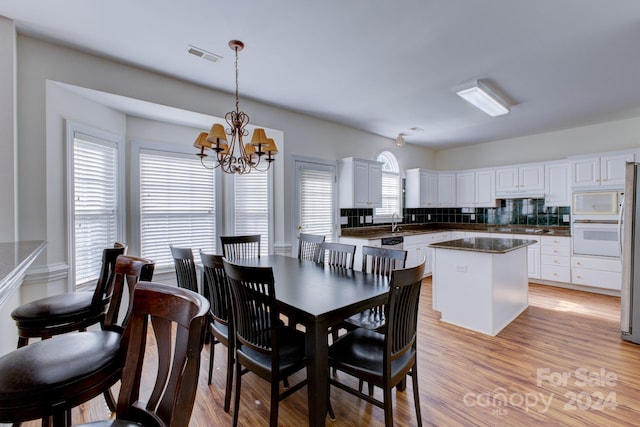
[456,80,510,117]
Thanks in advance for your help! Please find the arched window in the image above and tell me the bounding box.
[375,151,401,218]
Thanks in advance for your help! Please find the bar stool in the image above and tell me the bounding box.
[0,255,155,426]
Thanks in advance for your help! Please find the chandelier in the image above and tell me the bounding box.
[194,40,277,174]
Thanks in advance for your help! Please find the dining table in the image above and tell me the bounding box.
[230,254,389,427]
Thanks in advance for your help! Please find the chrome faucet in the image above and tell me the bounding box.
[391,212,400,233]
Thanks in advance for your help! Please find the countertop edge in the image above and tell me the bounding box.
[0,240,47,309]
[429,238,537,254]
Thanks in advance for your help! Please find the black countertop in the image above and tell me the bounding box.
[429,237,536,254]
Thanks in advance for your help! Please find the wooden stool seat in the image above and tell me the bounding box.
[0,330,121,422]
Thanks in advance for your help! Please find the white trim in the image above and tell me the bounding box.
[22,262,69,286]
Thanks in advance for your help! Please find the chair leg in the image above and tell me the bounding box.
[270,377,280,427]
[368,382,374,396]
[397,376,407,391]
[224,344,234,412]
[283,377,290,389]
[17,336,29,348]
[103,388,117,412]
[411,368,423,427]
[232,360,242,427]
[208,337,215,385]
[383,386,394,427]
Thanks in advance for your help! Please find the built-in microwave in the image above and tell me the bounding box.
[572,190,623,221]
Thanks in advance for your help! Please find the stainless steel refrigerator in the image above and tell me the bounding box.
[622,162,640,343]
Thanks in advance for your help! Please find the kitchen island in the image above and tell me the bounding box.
[430,237,535,336]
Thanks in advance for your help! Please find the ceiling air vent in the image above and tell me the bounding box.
[187,45,222,63]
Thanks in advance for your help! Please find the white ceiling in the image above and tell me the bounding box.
[2,0,640,149]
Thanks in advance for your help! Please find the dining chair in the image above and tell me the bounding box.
[70,281,209,427]
[327,261,425,427]
[222,259,308,427]
[0,255,155,426]
[170,245,199,292]
[318,241,356,269]
[220,235,261,259]
[297,233,325,262]
[200,251,235,413]
[11,242,127,348]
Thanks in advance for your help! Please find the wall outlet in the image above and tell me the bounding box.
[340,216,348,225]
[365,215,373,223]
[456,265,468,273]
[470,214,476,221]
[428,214,431,220]
[562,214,570,222]
[359,216,364,224]
[412,214,416,221]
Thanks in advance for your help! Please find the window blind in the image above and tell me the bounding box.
[139,150,216,269]
[299,166,335,242]
[234,170,269,256]
[378,171,401,217]
[73,135,119,287]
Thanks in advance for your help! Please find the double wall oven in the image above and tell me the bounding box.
[571,190,623,258]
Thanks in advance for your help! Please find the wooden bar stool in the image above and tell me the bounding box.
[0,255,155,426]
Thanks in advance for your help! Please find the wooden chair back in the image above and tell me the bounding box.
[222,259,278,357]
[103,255,156,333]
[297,233,325,262]
[361,245,407,277]
[200,252,231,327]
[170,246,198,292]
[115,282,209,427]
[319,242,356,269]
[90,243,128,318]
[220,235,261,259]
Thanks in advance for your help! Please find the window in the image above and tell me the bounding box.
[375,151,401,218]
[68,122,122,289]
[233,170,271,256]
[139,149,216,269]
[296,161,336,243]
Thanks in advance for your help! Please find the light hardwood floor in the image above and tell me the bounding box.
[23,279,640,426]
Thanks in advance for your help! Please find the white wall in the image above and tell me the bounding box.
[435,116,640,171]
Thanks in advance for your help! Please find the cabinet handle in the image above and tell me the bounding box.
[553,273,558,276]
[577,275,582,279]
[576,262,581,265]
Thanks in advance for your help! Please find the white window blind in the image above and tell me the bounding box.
[73,134,119,288]
[299,166,335,242]
[375,152,401,217]
[234,170,269,256]
[139,150,216,269]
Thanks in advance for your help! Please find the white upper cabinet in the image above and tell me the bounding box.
[405,168,438,208]
[495,163,544,196]
[338,157,383,208]
[544,161,571,206]
[571,151,634,189]
[456,169,496,207]
[437,172,456,207]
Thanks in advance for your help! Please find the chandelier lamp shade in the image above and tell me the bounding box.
[194,40,277,174]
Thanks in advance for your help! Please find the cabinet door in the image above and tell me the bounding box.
[353,161,371,208]
[437,173,456,207]
[456,171,475,207]
[572,157,600,188]
[545,162,570,206]
[519,164,544,192]
[424,171,438,207]
[495,167,519,193]
[475,170,496,207]
[367,161,383,207]
[601,152,634,187]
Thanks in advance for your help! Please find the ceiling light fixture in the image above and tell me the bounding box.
[396,133,406,147]
[193,40,277,174]
[456,80,510,117]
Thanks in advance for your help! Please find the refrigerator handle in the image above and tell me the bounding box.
[619,195,625,257]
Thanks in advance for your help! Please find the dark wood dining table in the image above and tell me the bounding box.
[231,255,389,427]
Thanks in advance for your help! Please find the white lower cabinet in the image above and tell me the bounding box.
[540,236,571,282]
[571,255,622,290]
[512,234,541,279]
[338,237,380,272]
[405,232,452,277]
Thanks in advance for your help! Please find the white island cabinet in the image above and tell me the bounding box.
[430,237,535,336]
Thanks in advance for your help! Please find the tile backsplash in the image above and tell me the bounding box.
[340,198,570,229]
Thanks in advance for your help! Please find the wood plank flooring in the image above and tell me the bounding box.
[22,279,640,426]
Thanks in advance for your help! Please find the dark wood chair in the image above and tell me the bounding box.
[319,241,356,269]
[222,259,308,427]
[327,261,425,427]
[170,245,198,292]
[220,235,261,259]
[11,243,127,347]
[0,255,155,426]
[297,233,325,262]
[70,282,209,427]
[200,251,234,412]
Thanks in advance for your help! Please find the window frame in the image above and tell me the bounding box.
[130,139,223,272]
[65,120,125,291]
[374,151,402,222]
